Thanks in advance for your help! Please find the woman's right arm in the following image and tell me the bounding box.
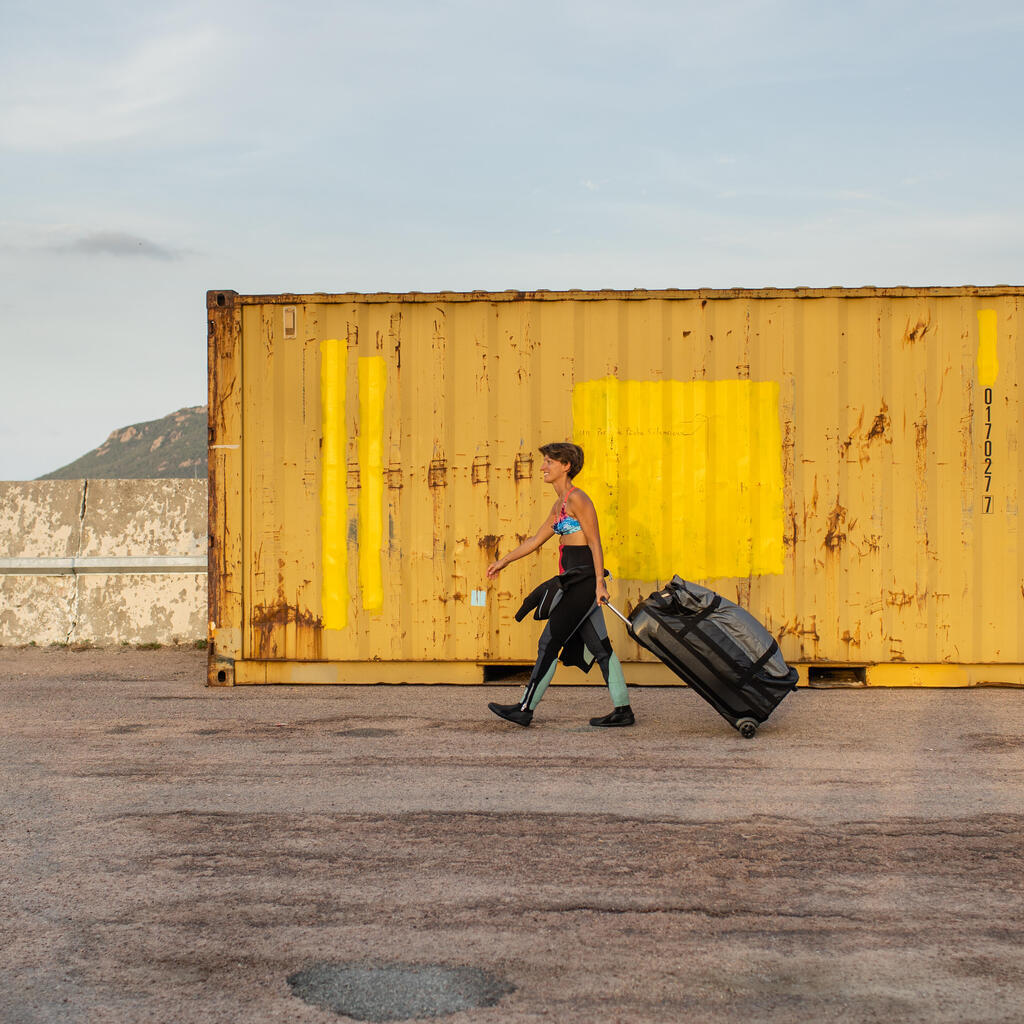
[486,511,557,578]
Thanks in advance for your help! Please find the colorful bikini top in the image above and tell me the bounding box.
[553,486,583,536]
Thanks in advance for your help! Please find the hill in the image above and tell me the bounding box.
[40,406,207,480]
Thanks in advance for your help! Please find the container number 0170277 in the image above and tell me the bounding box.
[983,387,994,514]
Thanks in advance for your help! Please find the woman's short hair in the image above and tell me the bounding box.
[539,442,584,479]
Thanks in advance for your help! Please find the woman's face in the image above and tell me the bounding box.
[541,456,570,483]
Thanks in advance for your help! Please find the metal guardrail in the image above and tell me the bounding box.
[0,556,208,576]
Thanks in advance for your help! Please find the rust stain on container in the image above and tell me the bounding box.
[864,400,892,443]
[250,600,323,660]
[840,625,860,647]
[823,500,847,551]
[478,534,500,557]
[903,314,932,345]
[250,600,323,631]
[514,453,533,480]
[207,286,1024,686]
[471,458,490,484]
[428,460,448,487]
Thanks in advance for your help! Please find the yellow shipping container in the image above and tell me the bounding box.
[207,287,1022,687]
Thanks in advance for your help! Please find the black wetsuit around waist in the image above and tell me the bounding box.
[516,547,614,710]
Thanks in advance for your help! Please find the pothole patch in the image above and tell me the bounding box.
[287,962,514,1021]
[333,728,397,738]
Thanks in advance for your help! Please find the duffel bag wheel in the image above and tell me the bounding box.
[737,718,758,739]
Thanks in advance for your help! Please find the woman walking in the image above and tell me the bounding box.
[485,442,633,728]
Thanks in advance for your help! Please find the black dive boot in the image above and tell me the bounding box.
[589,705,635,727]
[488,702,533,727]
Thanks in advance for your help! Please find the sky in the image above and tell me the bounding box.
[1,0,1022,479]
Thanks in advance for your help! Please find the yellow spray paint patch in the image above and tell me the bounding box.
[573,378,785,581]
[320,340,348,630]
[358,356,387,612]
[977,310,999,387]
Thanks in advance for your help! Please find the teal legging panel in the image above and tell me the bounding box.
[522,651,628,710]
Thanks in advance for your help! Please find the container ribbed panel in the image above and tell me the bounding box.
[227,288,1022,670]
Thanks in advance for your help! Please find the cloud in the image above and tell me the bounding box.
[0,223,188,260]
[60,232,181,261]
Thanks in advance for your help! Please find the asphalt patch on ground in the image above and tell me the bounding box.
[287,962,514,1021]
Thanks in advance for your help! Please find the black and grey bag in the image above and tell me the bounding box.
[606,575,798,737]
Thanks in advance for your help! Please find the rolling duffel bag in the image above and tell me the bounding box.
[605,575,799,737]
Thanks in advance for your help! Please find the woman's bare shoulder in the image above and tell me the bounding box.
[566,486,594,509]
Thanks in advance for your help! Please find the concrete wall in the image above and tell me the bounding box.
[0,480,207,645]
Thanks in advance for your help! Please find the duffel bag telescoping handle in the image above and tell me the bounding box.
[602,600,631,627]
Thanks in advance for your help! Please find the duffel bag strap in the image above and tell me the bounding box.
[736,639,781,688]
[675,593,722,623]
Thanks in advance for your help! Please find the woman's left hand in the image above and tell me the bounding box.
[596,579,610,606]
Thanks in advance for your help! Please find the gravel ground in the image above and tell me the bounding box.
[1,647,1022,1023]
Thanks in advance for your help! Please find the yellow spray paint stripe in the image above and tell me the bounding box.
[358,356,387,612]
[977,310,999,387]
[573,378,785,581]
[320,339,347,630]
